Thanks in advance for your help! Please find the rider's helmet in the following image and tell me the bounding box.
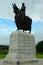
[22,3,25,6]
[13,3,16,7]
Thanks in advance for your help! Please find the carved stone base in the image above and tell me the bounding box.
[3,31,38,65]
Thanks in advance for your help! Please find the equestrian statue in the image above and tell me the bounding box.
[12,3,32,33]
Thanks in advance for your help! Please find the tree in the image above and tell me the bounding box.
[36,40,43,53]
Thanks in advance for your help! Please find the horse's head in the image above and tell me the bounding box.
[12,3,19,15]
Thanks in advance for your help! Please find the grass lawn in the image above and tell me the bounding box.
[0,53,43,58]
[36,53,43,58]
[0,54,7,58]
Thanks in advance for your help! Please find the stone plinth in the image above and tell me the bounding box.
[3,31,38,65]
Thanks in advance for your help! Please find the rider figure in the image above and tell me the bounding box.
[21,3,26,21]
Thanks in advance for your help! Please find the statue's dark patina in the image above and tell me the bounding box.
[12,3,32,33]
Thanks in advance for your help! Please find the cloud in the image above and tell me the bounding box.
[0,24,9,33]
[0,28,9,33]
[0,0,43,21]
[34,33,43,44]
[32,3,43,21]
[0,18,16,33]
[0,0,43,45]
[0,0,14,19]
[0,33,10,45]
[37,26,43,33]
[21,0,43,21]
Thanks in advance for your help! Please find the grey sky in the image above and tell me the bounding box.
[0,33,10,45]
[0,0,43,21]
[0,0,43,45]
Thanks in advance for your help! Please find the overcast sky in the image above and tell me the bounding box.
[0,0,43,45]
[0,0,43,21]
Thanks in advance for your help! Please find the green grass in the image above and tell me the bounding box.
[36,53,43,58]
[0,53,43,58]
[0,54,7,58]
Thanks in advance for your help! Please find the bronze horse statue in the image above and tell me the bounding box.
[12,4,32,33]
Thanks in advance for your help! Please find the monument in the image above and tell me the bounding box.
[12,3,32,33]
[3,3,38,65]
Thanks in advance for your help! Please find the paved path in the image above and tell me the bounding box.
[0,59,43,65]
[0,59,4,65]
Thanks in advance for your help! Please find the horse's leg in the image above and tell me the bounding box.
[23,29,24,32]
[29,30,31,33]
[29,26,31,33]
[17,28,19,30]
[17,26,20,31]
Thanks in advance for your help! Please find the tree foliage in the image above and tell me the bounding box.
[36,40,43,53]
[0,45,9,54]
[0,45,9,50]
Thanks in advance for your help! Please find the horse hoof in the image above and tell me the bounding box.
[29,31,31,33]
[23,30,24,32]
